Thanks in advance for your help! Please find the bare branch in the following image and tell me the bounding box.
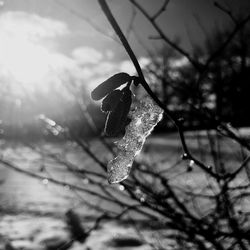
[0,158,115,203]
[228,155,250,180]
[204,13,250,69]
[151,0,170,21]
[98,0,220,180]
[54,0,120,43]
[129,0,201,70]
[214,1,238,24]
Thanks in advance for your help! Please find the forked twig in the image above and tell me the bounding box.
[98,0,220,179]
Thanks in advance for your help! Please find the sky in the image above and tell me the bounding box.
[0,0,249,105]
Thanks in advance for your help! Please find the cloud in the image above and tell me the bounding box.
[68,45,152,92]
[119,57,150,75]
[105,50,114,60]
[0,9,151,99]
[0,11,73,95]
[72,46,103,65]
[75,55,150,92]
[0,11,68,41]
[0,10,156,125]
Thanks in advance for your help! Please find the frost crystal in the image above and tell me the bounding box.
[107,97,163,184]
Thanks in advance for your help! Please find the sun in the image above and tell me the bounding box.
[0,35,52,92]
[0,13,69,95]
[4,39,50,82]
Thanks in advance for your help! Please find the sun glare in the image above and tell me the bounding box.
[2,39,50,83]
[0,21,58,94]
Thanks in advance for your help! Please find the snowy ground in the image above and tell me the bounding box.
[0,138,168,250]
[0,131,249,250]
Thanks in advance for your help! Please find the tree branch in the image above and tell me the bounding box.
[97,0,220,179]
[151,0,170,21]
[129,0,201,70]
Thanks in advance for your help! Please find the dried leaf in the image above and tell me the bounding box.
[104,102,124,136]
[104,87,132,136]
[91,72,131,100]
[119,87,132,128]
[101,89,122,112]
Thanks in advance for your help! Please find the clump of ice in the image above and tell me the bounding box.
[107,97,163,184]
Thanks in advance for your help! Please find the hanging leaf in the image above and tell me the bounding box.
[119,87,132,129]
[101,89,122,112]
[91,72,131,100]
[104,102,124,136]
[104,87,132,136]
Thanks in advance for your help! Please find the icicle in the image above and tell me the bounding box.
[107,97,163,184]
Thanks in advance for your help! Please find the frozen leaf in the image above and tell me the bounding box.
[91,72,131,100]
[107,96,163,184]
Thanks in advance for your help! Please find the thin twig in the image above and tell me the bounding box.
[204,13,250,69]
[54,0,119,43]
[151,0,170,21]
[228,155,250,180]
[214,1,238,24]
[129,0,201,70]
[98,0,219,179]
[0,158,115,203]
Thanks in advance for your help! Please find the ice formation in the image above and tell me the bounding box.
[107,97,163,184]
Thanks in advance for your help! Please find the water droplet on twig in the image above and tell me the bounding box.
[42,178,49,185]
